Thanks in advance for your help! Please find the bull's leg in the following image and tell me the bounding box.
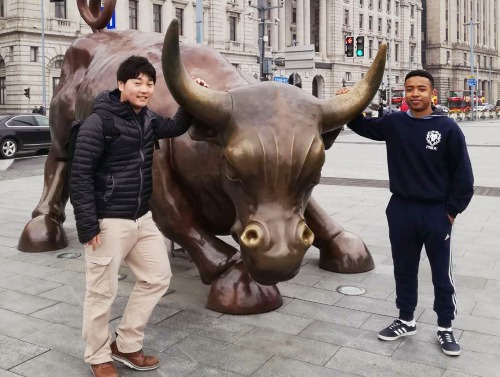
[18,126,70,252]
[305,197,375,273]
[150,147,239,285]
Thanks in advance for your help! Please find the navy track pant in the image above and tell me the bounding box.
[386,195,456,328]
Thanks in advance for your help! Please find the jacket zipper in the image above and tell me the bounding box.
[133,110,145,220]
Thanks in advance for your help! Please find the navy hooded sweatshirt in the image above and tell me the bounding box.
[347,110,474,217]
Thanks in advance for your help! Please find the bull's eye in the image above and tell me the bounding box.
[224,158,240,182]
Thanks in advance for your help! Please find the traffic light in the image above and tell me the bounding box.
[379,89,387,101]
[356,36,365,57]
[24,88,30,99]
[345,36,354,57]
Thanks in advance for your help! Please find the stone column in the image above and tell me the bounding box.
[296,0,304,45]
[304,0,310,44]
[271,0,279,51]
[319,0,327,56]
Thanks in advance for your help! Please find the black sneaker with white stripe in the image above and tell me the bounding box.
[378,319,417,341]
[437,330,461,356]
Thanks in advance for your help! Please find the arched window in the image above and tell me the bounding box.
[0,56,6,105]
[312,75,324,99]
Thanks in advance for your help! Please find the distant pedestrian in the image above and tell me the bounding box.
[337,69,474,357]
[38,106,46,115]
[378,104,385,118]
[32,106,38,114]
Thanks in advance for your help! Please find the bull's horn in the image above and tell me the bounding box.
[162,19,232,129]
[321,43,387,133]
[77,0,116,31]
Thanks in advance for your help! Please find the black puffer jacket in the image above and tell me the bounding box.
[71,89,192,244]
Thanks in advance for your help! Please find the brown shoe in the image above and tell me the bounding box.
[110,340,159,371]
[90,362,118,377]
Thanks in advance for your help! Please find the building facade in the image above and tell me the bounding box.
[0,0,423,114]
[422,0,500,105]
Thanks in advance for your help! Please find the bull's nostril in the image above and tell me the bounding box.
[298,222,315,247]
[240,223,264,249]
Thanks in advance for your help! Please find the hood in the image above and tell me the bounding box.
[92,89,153,122]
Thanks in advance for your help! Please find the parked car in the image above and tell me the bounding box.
[495,99,500,112]
[476,103,495,112]
[0,114,51,158]
[435,105,450,114]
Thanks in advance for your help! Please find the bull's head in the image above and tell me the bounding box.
[162,19,386,285]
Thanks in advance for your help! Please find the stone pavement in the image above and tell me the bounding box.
[1,119,500,377]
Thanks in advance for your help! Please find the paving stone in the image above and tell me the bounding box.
[471,302,500,320]
[43,270,85,287]
[30,302,83,329]
[441,372,480,377]
[39,284,85,306]
[169,276,211,297]
[0,308,52,338]
[159,311,254,343]
[252,355,359,377]
[223,308,313,336]
[418,308,500,336]
[49,258,86,273]
[158,291,221,318]
[165,335,272,375]
[277,282,344,305]
[393,338,500,377]
[0,334,48,369]
[21,323,84,359]
[0,368,23,376]
[187,365,244,377]
[300,320,400,356]
[286,272,323,287]
[0,275,61,295]
[118,354,198,377]
[0,290,57,315]
[279,299,371,328]
[10,350,89,377]
[336,295,426,319]
[148,305,180,325]
[235,327,339,366]
[4,250,63,266]
[459,331,500,357]
[315,277,394,300]
[325,346,444,377]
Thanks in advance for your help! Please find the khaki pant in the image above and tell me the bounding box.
[82,211,171,364]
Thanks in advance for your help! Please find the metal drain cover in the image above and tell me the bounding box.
[336,285,366,296]
[56,252,81,259]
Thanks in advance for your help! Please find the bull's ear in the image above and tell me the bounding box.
[321,128,342,150]
[188,119,221,144]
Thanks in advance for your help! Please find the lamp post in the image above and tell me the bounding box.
[248,0,283,81]
[464,19,479,120]
[448,58,479,120]
[196,0,203,44]
[41,0,46,111]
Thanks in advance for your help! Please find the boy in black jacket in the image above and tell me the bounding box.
[338,70,474,356]
[71,56,207,377]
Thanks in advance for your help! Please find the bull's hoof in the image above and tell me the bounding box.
[319,231,374,273]
[206,261,283,314]
[18,215,68,253]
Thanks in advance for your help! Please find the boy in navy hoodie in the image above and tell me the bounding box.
[339,70,474,356]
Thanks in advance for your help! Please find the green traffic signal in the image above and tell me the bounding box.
[356,36,365,57]
[356,50,363,57]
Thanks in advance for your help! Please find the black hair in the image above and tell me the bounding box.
[404,69,434,88]
[117,55,156,84]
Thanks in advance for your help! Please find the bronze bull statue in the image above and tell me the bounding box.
[18,4,387,314]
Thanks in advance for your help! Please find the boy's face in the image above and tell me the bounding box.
[404,76,436,115]
[118,73,155,112]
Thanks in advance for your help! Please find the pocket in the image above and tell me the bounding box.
[103,175,114,203]
[85,255,113,298]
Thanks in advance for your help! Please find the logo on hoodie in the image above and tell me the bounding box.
[426,130,441,150]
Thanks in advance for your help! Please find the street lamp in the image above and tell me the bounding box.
[248,0,284,81]
[447,58,479,120]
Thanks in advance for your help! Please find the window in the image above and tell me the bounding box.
[360,0,364,6]
[387,0,391,12]
[369,16,373,31]
[176,8,184,35]
[387,19,391,34]
[359,14,363,29]
[53,59,63,69]
[229,16,237,41]
[346,72,351,81]
[129,0,138,29]
[446,51,450,62]
[490,57,493,68]
[395,43,399,61]
[411,4,415,18]
[378,17,382,33]
[30,47,38,62]
[368,39,373,58]
[0,0,4,17]
[54,0,66,19]
[369,0,373,7]
[153,4,162,33]
[395,75,399,84]
[378,0,382,11]
[464,53,467,63]
[395,22,399,36]
[395,1,399,15]
[0,77,5,105]
[410,24,414,38]
[344,9,349,26]
[292,7,296,23]
[53,77,60,95]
